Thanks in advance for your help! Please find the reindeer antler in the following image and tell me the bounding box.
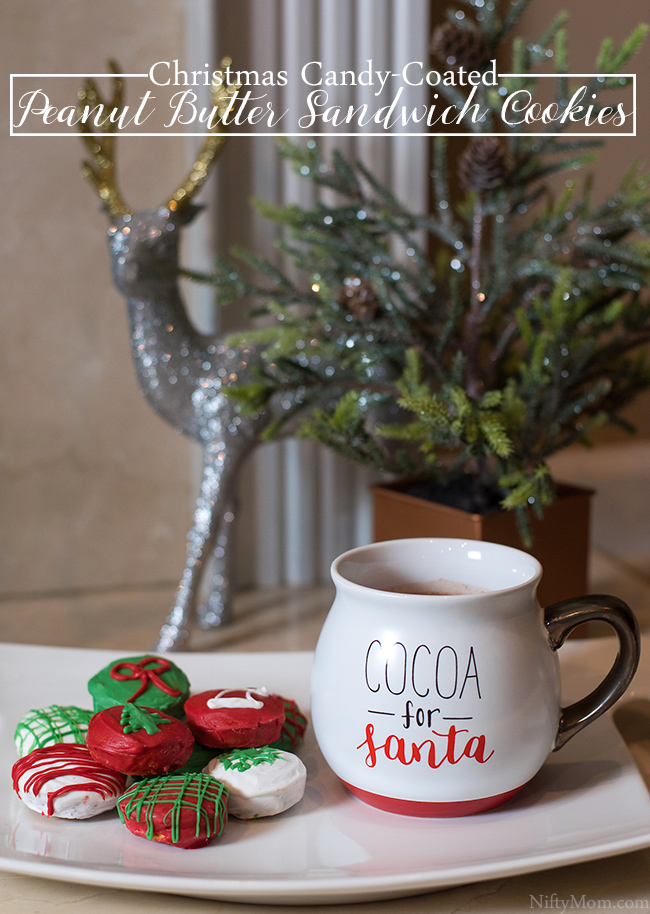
[165,58,240,213]
[78,60,132,218]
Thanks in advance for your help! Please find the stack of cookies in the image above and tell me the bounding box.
[12,655,308,849]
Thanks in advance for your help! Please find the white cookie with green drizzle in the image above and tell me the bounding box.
[203,745,306,819]
[14,705,93,757]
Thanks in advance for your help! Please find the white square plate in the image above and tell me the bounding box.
[1,639,650,905]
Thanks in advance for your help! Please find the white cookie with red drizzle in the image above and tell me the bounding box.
[12,744,126,818]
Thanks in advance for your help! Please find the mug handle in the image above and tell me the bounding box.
[545,595,640,750]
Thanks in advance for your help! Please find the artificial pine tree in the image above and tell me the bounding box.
[188,1,650,543]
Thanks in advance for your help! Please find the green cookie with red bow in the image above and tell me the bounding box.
[88,655,190,718]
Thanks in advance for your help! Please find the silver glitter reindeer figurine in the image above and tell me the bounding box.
[78,65,270,651]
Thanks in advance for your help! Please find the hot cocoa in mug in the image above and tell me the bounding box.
[310,538,640,817]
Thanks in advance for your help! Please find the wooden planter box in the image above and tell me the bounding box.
[371,481,593,608]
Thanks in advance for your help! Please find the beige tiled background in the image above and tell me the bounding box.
[1,0,194,600]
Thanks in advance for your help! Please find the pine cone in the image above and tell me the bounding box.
[338,277,381,321]
[458,138,509,193]
[430,22,492,71]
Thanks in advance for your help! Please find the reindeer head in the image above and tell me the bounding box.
[78,60,238,285]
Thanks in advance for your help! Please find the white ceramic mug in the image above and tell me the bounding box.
[311,538,640,817]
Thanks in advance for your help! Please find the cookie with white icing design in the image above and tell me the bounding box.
[184,688,285,749]
[14,705,93,757]
[12,744,126,819]
[204,746,306,819]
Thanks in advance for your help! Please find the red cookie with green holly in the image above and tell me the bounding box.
[184,688,285,749]
[86,705,194,776]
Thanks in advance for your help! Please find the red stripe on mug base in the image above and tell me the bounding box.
[341,780,525,817]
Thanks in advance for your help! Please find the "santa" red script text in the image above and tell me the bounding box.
[358,722,494,768]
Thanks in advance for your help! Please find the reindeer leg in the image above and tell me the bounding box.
[197,487,239,630]
[154,448,234,652]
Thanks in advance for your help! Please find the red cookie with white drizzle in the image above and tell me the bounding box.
[88,655,190,717]
[184,688,285,749]
[86,705,194,776]
[12,744,126,819]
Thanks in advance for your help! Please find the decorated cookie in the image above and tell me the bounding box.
[14,705,93,757]
[204,746,306,819]
[269,696,308,753]
[86,705,194,776]
[184,688,285,749]
[88,655,190,716]
[171,741,218,776]
[118,773,228,849]
[12,744,126,819]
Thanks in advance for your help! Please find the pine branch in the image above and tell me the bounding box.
[498,0,535,41]
[180,7,650,544]
[608,24,648,72]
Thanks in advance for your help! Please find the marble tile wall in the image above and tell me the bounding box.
[0,0,196,596]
